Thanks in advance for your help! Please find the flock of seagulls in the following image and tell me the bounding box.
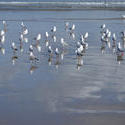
[0,21,7,55]
[100,24,125,63]
[0,21,124,74]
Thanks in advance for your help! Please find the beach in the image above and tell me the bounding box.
[0,8,125,125]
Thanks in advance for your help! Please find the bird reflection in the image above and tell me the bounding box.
[117,56,123,64]
[112,41,116,54]
[19,40,23,53]
[29,65,38,75]
[61,50,67,60]
[45,40,49,47]
[101,42,106,54]
[48,55,52,66]
[52,35,57,42]
[24,37,28,43]
[55,56,61,69]
[123,42,125,49]
[61,51,64,60]
[76,56,83,70]
[12,55,18,65]
[55,60,60,69]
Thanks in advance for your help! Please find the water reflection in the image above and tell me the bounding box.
[48,55,52,66]
[12,55,18,65]
[29,65,38,75]
[76,56,84,70]
[55,56,61,69]
[100,42,106,54]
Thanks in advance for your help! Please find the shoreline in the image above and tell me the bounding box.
[0,2,125,10]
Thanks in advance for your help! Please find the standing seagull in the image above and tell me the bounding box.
[70,24,75,32]
[36,33,41,41]
[61,38,68,48]
[83,32,89,40]
[112,33,116,53]
[22,28,28,35]
[55,48,59,57]
[45,32,49,40]
[48,46,53,55]
[29,52,39,61]
[11,42,18,53]
[116,42,124,61]
[100,24,106,34]
[3,20,7,32]
[51,26,56,33]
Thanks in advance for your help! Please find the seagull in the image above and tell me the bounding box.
[19,34,24,42]
[105,29,109,35]
[121,31,125,38]
[23,28,28,35]
[112,33,116,41]
[61,38,68,47]
[0,35,5,44]
[52,35,56,42]
[11,42,18,52]
[21,22,25,27]
[101,24,106,29]
[80,36,88,49]
[0,47,5,55]
[101,35,105,42]
[76,41,81,48]
[100,24,106,34]
[117,42,124,53]
[0,30,5,36]
[81,41,88,49]
[83,32,89,40]
[3,20,6,26]
[107,31,111,38]
[121,31,125,47]
[45,32,49,39]
[29,52,39,61]
[48,46,53,54]
[71,33,75,40]
[51,26,56,33]
[55,48,59,56]
[29,44,33,52]
[80,35,84,41]
[75,43,84,56]
[36,33,41,41]
[70,24,75,32]
[116,42,124,61]
[75,47,84,56]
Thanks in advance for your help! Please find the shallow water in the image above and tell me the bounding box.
[0,10,125,125]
